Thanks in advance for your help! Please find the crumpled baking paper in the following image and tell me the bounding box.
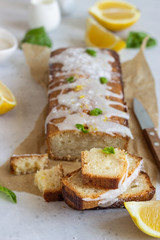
[0,42,158,197]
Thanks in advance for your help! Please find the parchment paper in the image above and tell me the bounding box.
[0,42,158,197]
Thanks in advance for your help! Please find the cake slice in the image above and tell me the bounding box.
[62,154,144,210]
[10,153,49,175]
[34,164,64,202]
[81,147,129,189]
[62,170,155,210]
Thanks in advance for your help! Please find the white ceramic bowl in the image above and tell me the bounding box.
[0,28,17,63]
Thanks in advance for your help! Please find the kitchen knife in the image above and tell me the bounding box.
[133,98,160,170]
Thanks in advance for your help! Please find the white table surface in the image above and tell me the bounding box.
[0,0,160,239]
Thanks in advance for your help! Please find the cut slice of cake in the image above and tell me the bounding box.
[10,153,49,175]
[62,153,144,210]
[62,170,155,210]
[34,164,64,202]
[81,147,129,189]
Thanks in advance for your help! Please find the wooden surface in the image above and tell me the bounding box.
[143,128,160,171]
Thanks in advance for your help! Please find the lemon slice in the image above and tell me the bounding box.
[124,201,160,238]
[89,0,141,31]
[85,17,126,51]
[0,81,17,114]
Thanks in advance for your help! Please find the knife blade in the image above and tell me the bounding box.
[133,98,160,170]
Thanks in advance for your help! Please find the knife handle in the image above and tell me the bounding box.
[143,128,160,170]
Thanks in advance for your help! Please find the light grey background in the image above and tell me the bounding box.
[0,0,160,239]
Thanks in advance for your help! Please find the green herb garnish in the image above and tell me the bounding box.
[75,124,89,133]
[85,49,96,57]
[0,185,17,203]
[89,108,103,116]
[102,147,115,154]
[131,185,138,188]
[21,26,52,48]
[126,32,157,48]
[66,76,75,83]
[100,77,108,84]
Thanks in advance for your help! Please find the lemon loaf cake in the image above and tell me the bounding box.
[10,154,49,175]
[81,148,135,189]
[46,48,133,161]
[62,170,155,210]
[34,164,64,202]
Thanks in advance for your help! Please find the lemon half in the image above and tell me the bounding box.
[0,81,17,114]
[89,0,141,31]
[85,17,126,51]
[124,201,160,238]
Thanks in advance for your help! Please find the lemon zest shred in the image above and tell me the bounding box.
[74,85,83,92]
[79,95,85,99]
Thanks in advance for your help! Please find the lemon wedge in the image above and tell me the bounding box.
[85,17,126,51]
[89,0,141,31]
[124,201,160,238]
[0,81,17,114]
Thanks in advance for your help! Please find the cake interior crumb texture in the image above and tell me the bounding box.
[81,148,130,189]
[82,148,127,178]
[34,164,64,194]
[48,131,129,161]
[10,154,49,175]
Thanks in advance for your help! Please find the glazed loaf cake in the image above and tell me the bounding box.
[46,48,133,161]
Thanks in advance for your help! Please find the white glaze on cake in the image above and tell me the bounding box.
[46,48,133,138]
[49,48,114,81]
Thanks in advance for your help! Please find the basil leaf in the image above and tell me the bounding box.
[0,185,17,203]
[102,147,115,154]
[66,76,75,83]
[21,26,52,48]
[89,108,103,116]
[85,49,96,57]
[147,38,157,47]
[75,124,89,133]
[126,32,157,48]
[100,77,108,84]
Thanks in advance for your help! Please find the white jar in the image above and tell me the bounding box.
[58,0,75,15]
[28,0,61,32]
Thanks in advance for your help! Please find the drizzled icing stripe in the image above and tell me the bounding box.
[49,48,114,81]
[45,110,132,138]
[46,48,133,138]
[48,78,123,99]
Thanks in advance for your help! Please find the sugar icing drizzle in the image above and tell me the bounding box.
[46,48,133,138]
